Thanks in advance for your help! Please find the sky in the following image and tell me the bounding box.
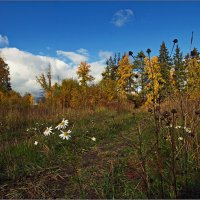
[0,1,200,96]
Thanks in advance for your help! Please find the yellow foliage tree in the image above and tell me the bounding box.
[144,56,165,107]
[100,79,118,102]
[117,54,134,100]
[186,57,200,97]
[77,62,94,87]
[61,79,79,108]
[169,67,177,93]
[23,93,34,105]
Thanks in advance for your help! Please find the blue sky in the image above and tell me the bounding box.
[0,1,200,95]
[1,1,200,57]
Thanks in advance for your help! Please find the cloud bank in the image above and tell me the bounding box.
[56,49,89,64]
[0,48,111,96]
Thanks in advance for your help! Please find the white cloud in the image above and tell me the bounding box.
[56,50,89,64]
[90,60,107,82]
[0,48,74,96]
[111,9,134,27]
[0,34,9,46]
[99,50,113,60]
[77,48,89,56]
[0,48,112,96]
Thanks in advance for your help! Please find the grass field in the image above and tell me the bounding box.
[1,106,200,199]
[0,107,141,198]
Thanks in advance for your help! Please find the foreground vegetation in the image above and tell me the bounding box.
[1,39,200,198]
[0,104,200,199]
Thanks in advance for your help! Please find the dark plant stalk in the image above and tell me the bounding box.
[170,113,178,198]
[194,118,200,168]
[179,93,188,189]
[147,53,164,198]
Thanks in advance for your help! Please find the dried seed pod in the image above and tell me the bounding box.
[163,136,167,140]
[128,51,133,56]
[195,110,200,115]
[171,109,177,114]
[134,74,139,78]
[168,117,172,121]
[173,39,178,44]
[189,133,195,138]
[157,97,161,102]
[148,108,153,113]
[166,121,170,126]
[146,48,151,55]
[163,111,170,118]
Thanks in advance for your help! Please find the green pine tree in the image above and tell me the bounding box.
[102,54,120,81]
[0,57,12,92]
[173,46,186,91]
[158,41,171,98]
[133,51,147,95]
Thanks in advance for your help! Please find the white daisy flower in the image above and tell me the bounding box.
[55,119,69,130]
[91,137,96,142]
[43,126,53,136]
[184,127,191,133]
[175,126,181,129]
[59,130,71,140]
[185,127,191,134]
[178,137,183,141]
[34,141,38,145]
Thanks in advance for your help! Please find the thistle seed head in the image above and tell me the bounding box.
[163,111,170,118]
[171,109,177,114]
[195,110,200,116]
[148,108,153,113]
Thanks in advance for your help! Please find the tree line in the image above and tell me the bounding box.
[0,41,200,109]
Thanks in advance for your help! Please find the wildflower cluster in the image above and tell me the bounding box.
[33,118,97,146]
[55,119,71,140]
[33,118,72,145]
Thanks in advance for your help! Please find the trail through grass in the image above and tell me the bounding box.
[0,109,144,199]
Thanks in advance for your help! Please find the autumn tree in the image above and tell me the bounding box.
[36,64,52,99]
[23,93,34,105]
[0,57,12,92]
[117,54,134,99]
[77,61,94,87]
[186,49,200,96]
[99,79,118,102]
[61,79,80,108]
[144,56,165,107]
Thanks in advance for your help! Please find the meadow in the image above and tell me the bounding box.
[1,42,200,199]
[0,100,200,199]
